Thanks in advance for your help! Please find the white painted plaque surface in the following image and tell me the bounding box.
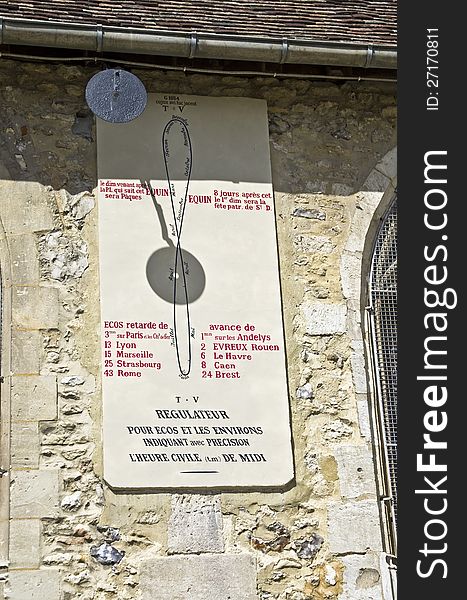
[97,94,293,488]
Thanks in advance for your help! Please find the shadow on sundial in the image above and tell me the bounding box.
[146,246,206,304]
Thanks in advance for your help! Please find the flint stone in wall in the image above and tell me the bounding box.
[296,383,313,400]
[303,303,347,335]
[60,190,95,220]
[41,231,89,280]
[61,490,82,511]
[168,494,224,554]
[140,554,257,600]
[90,542,124,565]
[291,207,326,220]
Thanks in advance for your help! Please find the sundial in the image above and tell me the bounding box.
[96,93,294,489]
[85,68,147,123]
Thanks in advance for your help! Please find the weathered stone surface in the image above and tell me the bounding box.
[90,542,125,565]
[61,190,95,220]
[40,231,89,280]
[328,500,382,553]
[340,252,361,300]
[8,234,40,284]
[0,59,397,600]
[12,286,59,329]
[294,235,335,254]
[168,494,224,554]
[291,207,326,220]
[374,147,397,182]
[362,169,391,193]
[350,341,368,395]
[0,182,54,235]
[356,395,372,440]
[345,193,382,254]
[7,570,61,600]
[335,445,377,499]
[303,303,347,335]
[9,519,41,568]
[10,469,60,518]
[11,375,57,421]
[321,419,353,442]
[11,330,42,374]
[140,554,257,600]
[11,422,40,468]
[296,382,313,400]
[340,553,383,600]
[61,490,82,511]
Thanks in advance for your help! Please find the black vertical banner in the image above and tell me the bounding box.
[398,4,462,598]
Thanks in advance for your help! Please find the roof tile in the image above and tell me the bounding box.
[0,0,396,46]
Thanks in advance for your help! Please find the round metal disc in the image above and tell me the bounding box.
[85,69,147,123]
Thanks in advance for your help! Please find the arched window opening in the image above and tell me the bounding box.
[367,197,397,555]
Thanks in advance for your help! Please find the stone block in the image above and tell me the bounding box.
[340,552,383,600]
[12,286,59,330]
[11,330,42,374]
[168,494,224,554]
[8,234,40,284]
[344,205,375,254]
[10,469,60,518]
[11,422,40,468]
[0,181,54,235]
[375,147,397,181]
[7,570,60,600]
[340,252,362,300]
[9,519,41,568]
[140,554,257,600]
[335,445,377,499]
[303,303,347,335]
[350,341,368,395]
[11,375,57,421]
[356,396,372,440]
[362,169,391,193]
[346,307,362,341]
[328,500,382,553]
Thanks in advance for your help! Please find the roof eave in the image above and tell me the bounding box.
[0,17,397,70]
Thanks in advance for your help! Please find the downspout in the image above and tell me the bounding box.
[0,17,397,70]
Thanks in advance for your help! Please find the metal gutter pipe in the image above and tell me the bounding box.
[0,17,397,70]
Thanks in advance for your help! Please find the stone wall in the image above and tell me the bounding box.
[0,59,396,600]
